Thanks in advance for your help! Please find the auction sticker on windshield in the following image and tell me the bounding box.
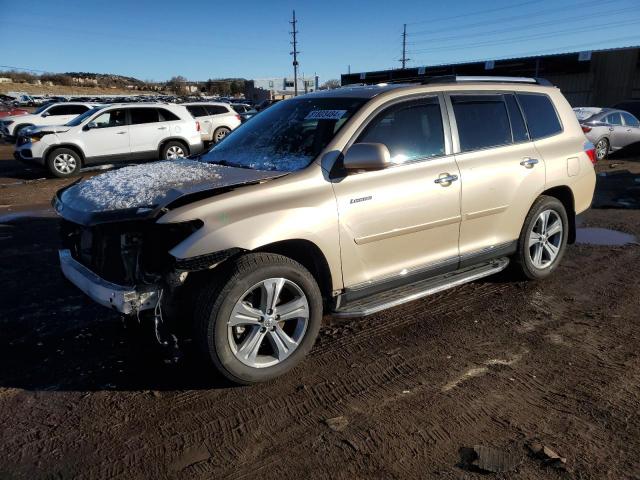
[305,110,347,120]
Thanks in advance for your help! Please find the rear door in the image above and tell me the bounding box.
[128,107,165,157]
[447,92,545,262]
[604,112,624,150]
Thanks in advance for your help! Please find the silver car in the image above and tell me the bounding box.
[574,107,640,160]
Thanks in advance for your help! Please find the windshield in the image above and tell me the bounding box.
[65,106,105,126]
[201,96,366,171]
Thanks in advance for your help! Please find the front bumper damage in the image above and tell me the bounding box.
[59,249,159,315]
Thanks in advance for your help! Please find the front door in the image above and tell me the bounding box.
[82,108,130,161]
[333,96,462,288]
[447,92,546,261]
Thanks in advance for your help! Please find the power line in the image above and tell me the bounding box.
[411,36,640,66]
[407,0,539,26]
[406,5,639,45]
[290,10,300,97]
[410,0,626,36]
[408,18,640,55]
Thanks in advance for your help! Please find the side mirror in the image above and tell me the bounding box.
[41,112,50,118]
[343,143,391,171]
[85,121,97,130]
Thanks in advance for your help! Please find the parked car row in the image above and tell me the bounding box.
[573,105,640,160]
[4,102,238,177]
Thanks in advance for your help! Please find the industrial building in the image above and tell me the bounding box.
[245,76,319,103]
[341,46,640,107]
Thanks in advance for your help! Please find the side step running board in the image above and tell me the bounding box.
[332,258,510,318]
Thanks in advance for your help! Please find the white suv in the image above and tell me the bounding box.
[182,102,241,143]
[1,102,98,141]
[14,103,204,177]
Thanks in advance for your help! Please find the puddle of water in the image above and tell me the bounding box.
[576,227,638,246]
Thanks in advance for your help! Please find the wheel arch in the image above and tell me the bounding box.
[540,185,576,244]
[44,143,86,166]
[158,137,190,158]
[254,239,334,302]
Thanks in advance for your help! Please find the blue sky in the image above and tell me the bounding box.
[0,0,639,82]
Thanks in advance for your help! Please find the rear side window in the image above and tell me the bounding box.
[130,108,159,124]
[605,112,623,125]
[451,95,511,151]
[516,93,562,139]
[158,108,180,121]
[357,98,445,163]
[205,105,229,115]
[504,94,529,143]
[186,105,208,118]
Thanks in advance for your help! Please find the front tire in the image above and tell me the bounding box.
[46,148,81,178]
[194,253,323,384]
[514,195,569,280]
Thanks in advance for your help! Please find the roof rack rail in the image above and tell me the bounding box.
[421,75,553,86]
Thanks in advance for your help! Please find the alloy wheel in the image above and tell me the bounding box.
[53,153,77,174]
[215,128,230,142]
[227,278,309,368]
[166,145,185,159]
[596,139,608,160]
[528,209,563,269]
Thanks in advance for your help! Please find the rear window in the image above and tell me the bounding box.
[205,105,229,115]
[451,95,512,152]
[130,108,159,124]
[517,93,562,140]
[605,112,623,126]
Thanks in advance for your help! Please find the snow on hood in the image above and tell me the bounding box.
[58,159,283,217]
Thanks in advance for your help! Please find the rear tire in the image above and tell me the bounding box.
[595,138,609,161]
[46,148,81,178]
[513,195,569,280]
[161,141,188,160]
[194,253,323,385]
[213,127,230,144]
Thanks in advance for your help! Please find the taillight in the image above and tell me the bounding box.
[196,120,200,132]
[235,114,241,122]
[581,125,592,133]
[584,141,597,165]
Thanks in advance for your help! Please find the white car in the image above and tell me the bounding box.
[182,102,241,143]
[1,102,98,141]
[14,103,204,177]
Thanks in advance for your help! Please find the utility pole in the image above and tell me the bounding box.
[290,10,300,96]
[400,23,410,69]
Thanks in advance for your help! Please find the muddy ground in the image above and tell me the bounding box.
[0,143,639,479]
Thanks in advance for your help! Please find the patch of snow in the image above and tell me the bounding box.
[573,107,602,121]
[62,160,222,211]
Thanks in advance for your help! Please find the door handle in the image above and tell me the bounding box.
[609,127,614,131]
[158,126,168,130]
[434,173,458,186]
[520,158,539,168]
[116,131,127,134]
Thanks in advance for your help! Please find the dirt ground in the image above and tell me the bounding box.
[0,142,639,479]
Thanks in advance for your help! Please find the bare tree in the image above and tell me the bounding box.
[320,79,340,90]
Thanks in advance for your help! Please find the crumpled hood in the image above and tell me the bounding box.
[54,159,286,225]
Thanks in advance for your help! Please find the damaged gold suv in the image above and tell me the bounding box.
[54,76,596,384]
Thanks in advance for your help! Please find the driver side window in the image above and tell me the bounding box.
[356,98,445,164]
[91,109,127,128]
